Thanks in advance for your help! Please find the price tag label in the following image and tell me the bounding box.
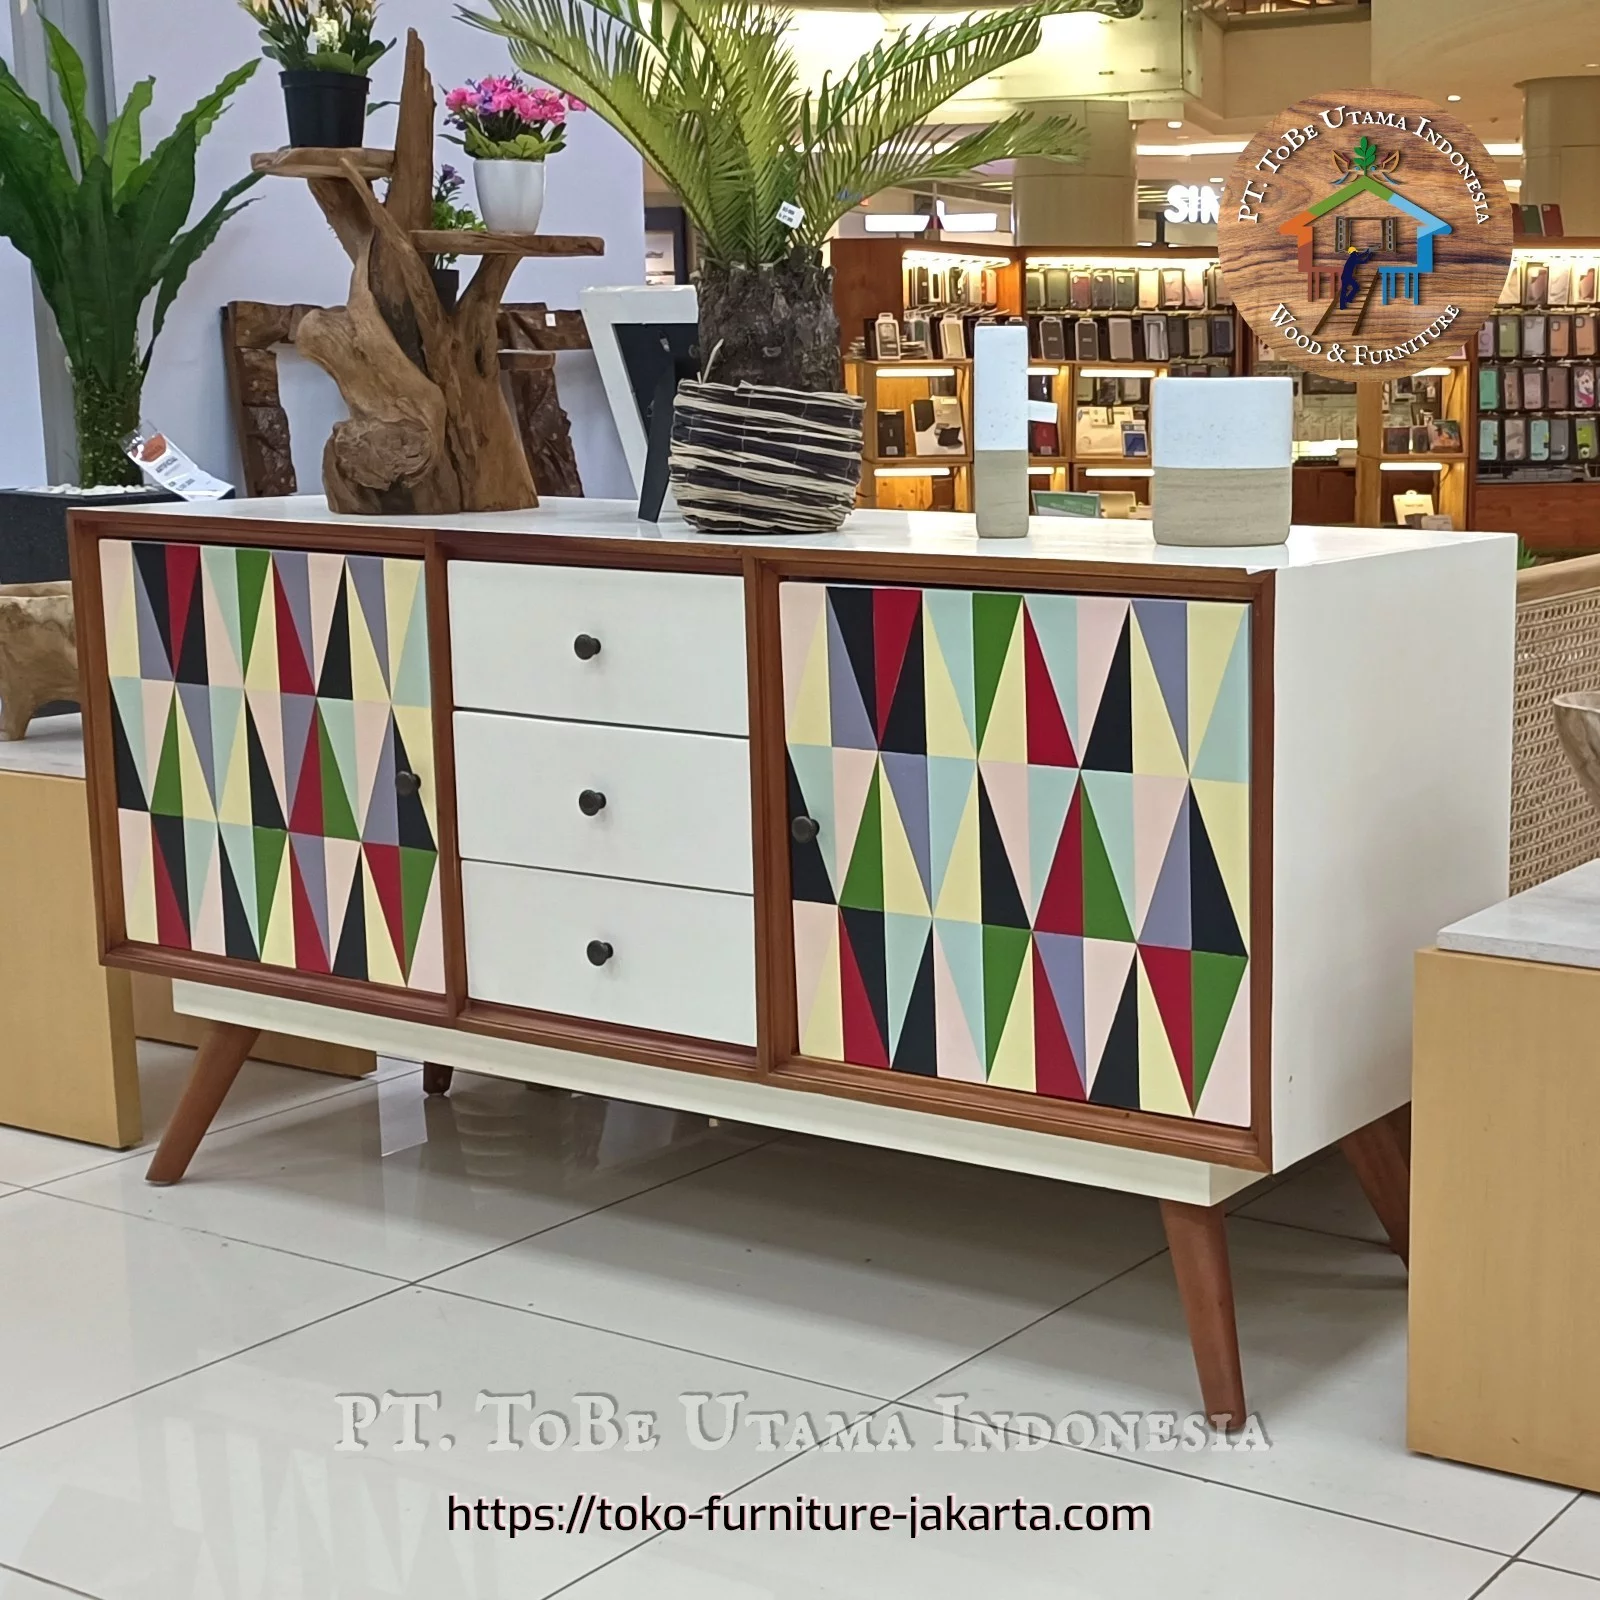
[776,201,805,229]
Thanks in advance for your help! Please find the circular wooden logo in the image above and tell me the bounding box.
[1219,90,1514,380]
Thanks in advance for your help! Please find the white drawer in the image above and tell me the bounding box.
[455,712,752,894]
[449,562,748,734]
[462,861,756,1045]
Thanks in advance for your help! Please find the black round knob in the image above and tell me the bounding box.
[396,770,421,798]
[573,633,603,661]
[791,815,820,846]
[578,789,608,817]
[586,939,614,967]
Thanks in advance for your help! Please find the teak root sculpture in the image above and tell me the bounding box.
[254,32,601,514]
[0,583,77,741]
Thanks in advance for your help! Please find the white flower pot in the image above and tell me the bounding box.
[473,158,546,233]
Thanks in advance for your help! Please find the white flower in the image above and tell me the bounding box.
[312,11,341,45]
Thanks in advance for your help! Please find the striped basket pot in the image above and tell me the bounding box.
[669,381,865,535]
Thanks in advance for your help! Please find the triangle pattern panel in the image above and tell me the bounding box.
[100,542,441,990]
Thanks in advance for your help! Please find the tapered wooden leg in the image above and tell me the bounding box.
[145,1022,260,1186]
[1341,1112,1410,1265]
[1160,1199,1248,1424]
[422,1061,454,1096]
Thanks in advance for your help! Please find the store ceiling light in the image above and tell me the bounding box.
[1136,140,1249,158]
[1380,461,1446,472]
[1486,143,1524,157]
[1447,94,1462,102]
[935,200,999,232]
[863,213,932,233]
[875,466,953,478]
[879,366,957,378]
[1167,120,1184,130]
[1083,468,1154,478]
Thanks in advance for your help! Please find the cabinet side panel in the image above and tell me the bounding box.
[1271,538,1516,1168]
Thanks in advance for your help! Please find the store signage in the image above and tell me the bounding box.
[1164,184,1220,226]
[1218,90,1513,380]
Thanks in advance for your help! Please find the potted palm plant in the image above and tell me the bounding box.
[463,0,1142,532]
[243,0,393,148]
[0,24,258,580]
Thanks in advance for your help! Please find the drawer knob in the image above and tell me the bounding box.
[573,633,603,661]
[791,815,820,846]
[586,939,614,967]
[578,788,608,817]
[396,770,422,798]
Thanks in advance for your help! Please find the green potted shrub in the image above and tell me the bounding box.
[0,24,259,577]
[462,0,1142,532]
[427,164,487,311]
[242,0,393,148]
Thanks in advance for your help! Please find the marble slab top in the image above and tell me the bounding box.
[1438,859,1600,970]
[0,713,85,781]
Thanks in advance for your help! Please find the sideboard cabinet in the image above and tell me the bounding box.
[70,499,1516,1418]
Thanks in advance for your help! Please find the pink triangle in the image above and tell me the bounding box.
[932,925,985,1083]
[1133,775,1188,929]
[1195,967,1252,1127]
[831,747,878,888]
[1077,597,1130,749]
[979,757,1033,917]
[1083,937,1136,1093]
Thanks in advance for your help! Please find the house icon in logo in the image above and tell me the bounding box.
[1279,139,1453,327]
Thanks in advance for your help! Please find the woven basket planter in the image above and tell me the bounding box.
[669,381,864,536]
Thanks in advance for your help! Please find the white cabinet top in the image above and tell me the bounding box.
[98,495,1514,574]
[1438,861,1600,971]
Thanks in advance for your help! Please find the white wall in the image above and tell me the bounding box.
[108,0,645,498]
[0,2,47,488]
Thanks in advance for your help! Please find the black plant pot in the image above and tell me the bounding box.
[430,265,461,313]
[280,70,370,148]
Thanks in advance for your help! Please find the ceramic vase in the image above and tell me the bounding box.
[473,159,545,233]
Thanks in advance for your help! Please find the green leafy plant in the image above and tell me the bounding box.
[429,164,486,267]
[0,25,259,485]
[242,0,393,76]
[461,0,1143,389]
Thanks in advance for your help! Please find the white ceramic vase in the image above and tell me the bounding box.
[473,158,546,233]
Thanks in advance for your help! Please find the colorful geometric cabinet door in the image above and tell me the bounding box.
[99,541,444,991]
[780,582,1253,1127]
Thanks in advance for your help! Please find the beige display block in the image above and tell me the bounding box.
[1410,946,1600,1491]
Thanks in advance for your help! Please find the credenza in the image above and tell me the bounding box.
[69,497,1516,1418]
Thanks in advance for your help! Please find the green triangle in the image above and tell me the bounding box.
[839,763,885,910]
[236,547,271,670]
[318,709,361,841]
[399,845,438,971]
[972,592,1022,750]
[1192,952,1247,1099]
[981,924,1030,1072]
[253,826,287,941]
[149,696,184,816]
[202,545,242,676]
[1081,787,1133,943]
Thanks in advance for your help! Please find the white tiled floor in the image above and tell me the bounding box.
[0,1045,1584,1598]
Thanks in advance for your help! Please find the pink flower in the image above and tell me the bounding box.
[444,86,472,111]
[563,94,587,112]
[488,88,519,114]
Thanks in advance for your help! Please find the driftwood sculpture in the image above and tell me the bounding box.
[252,31,602,514]
[0,583,77,741]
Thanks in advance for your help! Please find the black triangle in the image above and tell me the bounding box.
[787,753,835,905]
[174,569,209,685]
[828,586,877,726]
[317,575,354,701]
[879,608,926,755]
[1083,616,1133,772]
[110,695,147,811]
[151,812,188,935]
[891,931,938,1077]
[219,841,258,961]
[132,542,172,673]
[1190,790,1246,956]
[393,721,436,853]
[1089,964,1142,1109]
[332,859,368,980]
[245,705,286,831]
[841,906,889,1059]
[978,773,1029,929]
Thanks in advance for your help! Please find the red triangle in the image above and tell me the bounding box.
[1032,942,1084,1101]
[1024,609,1077,767]
[839,911,889,1069]
[1142,944,1195,1103]
[288,707,324,835]
[165,542,201,672]
[274,569,316,695]
[364,841,407,967]
[288,847,330,973]
[152,832,191,950]
[873,587,921,740]
[1035,784,1084,935]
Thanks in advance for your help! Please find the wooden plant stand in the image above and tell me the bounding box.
[252,30,602,515]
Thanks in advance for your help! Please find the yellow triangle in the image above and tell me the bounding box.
[987,952,1035,1092]
[1138,960,1193,1117]
[1131,615,1188,778]
[363,865,405,987]
[978,623,1027,763]
[243,576,279,693]
[384,559,424,689]
[1188,603,1246,767]
[786,599,832,747]
[924,626,975,759]
[259,844,296,969]
[800,915,844,1060]
[393,705,436,820]
[120,813,157,943]
[1193,778,1251,951]
[216,698,253,826]
[348,584,389,706]
[174,699,215,822]
[933,773,982,922]
[102,542,140,677]
[880,764,930,916]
